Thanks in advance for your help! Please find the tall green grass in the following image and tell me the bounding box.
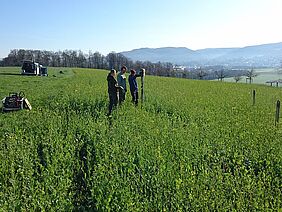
[0,67,281,210]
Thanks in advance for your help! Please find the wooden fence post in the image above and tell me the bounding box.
[141,69,145,104]
[275,100,280,126]
[252,90,256,106]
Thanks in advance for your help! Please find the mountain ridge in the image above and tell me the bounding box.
[121,42,282,67]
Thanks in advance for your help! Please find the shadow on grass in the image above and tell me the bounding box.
[0,73,21,76]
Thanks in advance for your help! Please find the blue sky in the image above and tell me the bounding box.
[1,0,282,58]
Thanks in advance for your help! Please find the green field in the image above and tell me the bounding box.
[0,67,282,211]
[224,68,282,85]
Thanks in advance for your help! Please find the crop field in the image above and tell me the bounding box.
[0,67,282,211]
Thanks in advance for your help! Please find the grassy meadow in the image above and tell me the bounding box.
[224,68,282,85]
[0,67,282,211]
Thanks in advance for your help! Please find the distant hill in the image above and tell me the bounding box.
[121,42,282,67]
[121,47,195,65]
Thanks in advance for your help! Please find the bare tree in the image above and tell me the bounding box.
[106,52,118,70]
[233,75,242,83]
[245,68,257,84]
[196,68,207,80]
[215,69,226,81]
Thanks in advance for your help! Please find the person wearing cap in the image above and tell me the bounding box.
[107,69,122,115]
[117,65,127,104]
[128,69,144,105]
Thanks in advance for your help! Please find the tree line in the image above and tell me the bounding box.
[0,49,174,76]
[0,49,261,82]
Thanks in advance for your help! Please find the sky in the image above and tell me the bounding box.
[0,0,282,58]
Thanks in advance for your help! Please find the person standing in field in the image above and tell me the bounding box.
[107,69,122,115]
[117,65,127,104]
[128,69,143,105]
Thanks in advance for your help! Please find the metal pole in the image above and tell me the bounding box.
[275,100,280,126]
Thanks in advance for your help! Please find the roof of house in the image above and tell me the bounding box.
[266,79,282,83]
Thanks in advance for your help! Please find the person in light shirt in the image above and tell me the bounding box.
[117,65,127,104]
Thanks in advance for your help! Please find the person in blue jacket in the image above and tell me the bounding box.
[128,69,142,105]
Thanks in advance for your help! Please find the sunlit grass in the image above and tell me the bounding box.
[0,67,281,210]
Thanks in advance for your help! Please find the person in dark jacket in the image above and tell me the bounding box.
[107,69,122,115]
[128,69,142,105]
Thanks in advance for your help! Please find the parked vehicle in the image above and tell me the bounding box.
[21,60,48,76]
